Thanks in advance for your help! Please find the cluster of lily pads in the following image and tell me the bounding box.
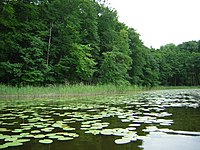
[0,89,200,149]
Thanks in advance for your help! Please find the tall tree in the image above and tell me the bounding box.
[99,26,132,85]
[0,0,48,85]
[127,28,146,85]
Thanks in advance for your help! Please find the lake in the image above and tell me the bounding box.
[0,89,200,150]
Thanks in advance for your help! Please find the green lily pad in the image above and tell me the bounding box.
[0,135,10,140]
[24,134,34,138]
[48,135,63,139]
[34,125,45,128]
[81,125,91,128]
[57,137,73,141]
[0,144,8,149]
[100,129,114,135]
[34,134,46,139]
[46,133,56,137]
[20,133,30,137]
[4,137,18,142]
[66,133,79,138]
[0,128,10,132]
[85,130,100,135]
[160,123,171,126]
[128,124,141,127]
[4,141,23,147]
[114,138,131,144]
[41,127,54,132]
[12,129,23,133]
[17,139,30,143]
[62,127,75,131]
[39,139,53,144]
[121,119,131,123]
[31,130,41,134]
[126,127,136,131]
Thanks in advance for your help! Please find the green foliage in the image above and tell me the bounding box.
[19,36,47,86]
[100,51,132,85]
[0,0,199,87]
[0,62,22,85]
[97,6,118,54]
[99,25,132,85]
[158,41,200,86]
[70,43,96,82]
[178,41,199,52]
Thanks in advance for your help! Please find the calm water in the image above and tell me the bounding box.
[0,89,200,150]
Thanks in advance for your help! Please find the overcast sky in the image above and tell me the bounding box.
[107,0,200,48]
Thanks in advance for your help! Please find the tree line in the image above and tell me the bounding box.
[0,0,200,86]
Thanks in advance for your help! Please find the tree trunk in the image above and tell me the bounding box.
[47,22,53,66]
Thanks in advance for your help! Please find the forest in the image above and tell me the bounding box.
[0,0,200,87]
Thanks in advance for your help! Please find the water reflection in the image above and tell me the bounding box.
[142,132,200,150]
[167,107,200,131]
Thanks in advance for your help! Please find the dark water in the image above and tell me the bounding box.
[0,89,200,150]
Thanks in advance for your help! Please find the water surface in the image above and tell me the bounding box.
[0,89,200,150]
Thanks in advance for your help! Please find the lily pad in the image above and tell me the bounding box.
[0,144,8,149]
[39,139,53,144]
[57,137,73,141]
[0,134,10,139]
[41,127,54,132]
[126,127,136,131]
[100,129,114,135]
[4,137,18,142]
[67,133,79,138]
[81,125,91,128]
[34,134,46,139]
[114,138,131,144]
[17,139,31,143]
[31,130,41,134]
[48,135,64,139]
[85,130,101,135]
[4,141,23,147]
[0,128,10,132]
[62,127,75,131]
[128,124,141,127]
[12,129,23,133]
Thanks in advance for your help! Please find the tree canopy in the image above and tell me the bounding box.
[0,0,199,86]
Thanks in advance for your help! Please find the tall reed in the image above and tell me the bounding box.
[0,84,143,99]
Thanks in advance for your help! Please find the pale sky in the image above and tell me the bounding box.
[107,0,200,48]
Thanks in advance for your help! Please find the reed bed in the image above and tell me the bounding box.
[0,84,143,99]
